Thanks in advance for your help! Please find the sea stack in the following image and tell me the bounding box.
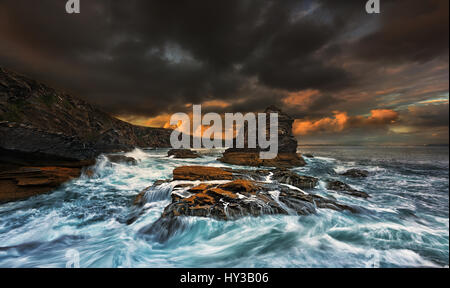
[218,106,306,168]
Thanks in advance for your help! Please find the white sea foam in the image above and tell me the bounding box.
[0,147,447,268]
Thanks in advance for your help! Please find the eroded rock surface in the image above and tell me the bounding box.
[134,166,359,241]
[218,107,305,168]
[161,179,356,220]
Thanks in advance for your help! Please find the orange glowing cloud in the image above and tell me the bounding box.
[366,109,399,124]
[202,100,231,108]
[282,89,321,106]
[293,109,399,136]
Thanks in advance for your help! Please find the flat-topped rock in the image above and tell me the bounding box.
[173,166,233,181]
[219,149,306,168]
[0,166,82,202]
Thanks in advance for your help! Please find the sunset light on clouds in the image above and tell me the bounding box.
[0,0,447,145]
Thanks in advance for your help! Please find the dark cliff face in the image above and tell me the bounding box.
[0,67,172,162]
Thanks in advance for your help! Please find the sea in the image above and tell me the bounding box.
[0,146,448,268]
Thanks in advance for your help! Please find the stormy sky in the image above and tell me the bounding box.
[0,0,448,145]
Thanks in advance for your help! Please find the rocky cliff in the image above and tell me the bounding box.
[0,67,172,202]
[0,67,172,162]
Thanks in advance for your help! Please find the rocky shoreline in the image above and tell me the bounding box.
[0,67,172,202]
[0,67,369,209]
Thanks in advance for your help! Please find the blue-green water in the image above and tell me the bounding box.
[0,146,448,267]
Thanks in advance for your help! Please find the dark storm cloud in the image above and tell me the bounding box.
[353,0,449,63]
[0,0,357,116]
[0,0,448,143]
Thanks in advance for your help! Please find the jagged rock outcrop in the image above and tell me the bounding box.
[219,106,306,168]
[0,67,172,162]
[135,166,359,241]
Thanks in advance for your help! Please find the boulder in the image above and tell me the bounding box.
[168,149,200,159]
[106,155,138,165]
[341,169,369,178]
[326,180,370,198]
[272,169,319,189]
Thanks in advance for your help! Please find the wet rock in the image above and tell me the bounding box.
[154,177,356,222]
[272,169,319,189]
[168,149,200,159]
[326,180,370,198]
[106,155,138,165]
[139,216,190,243]
[219,149,306,168]
[231,169,272,181]
[341,169,369,178]
[131,166,359,233]
[0,166,82,202]
[173,166,233,181]
[149,178,357,226]
[303,154,314,158]
[134,179,172,206]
